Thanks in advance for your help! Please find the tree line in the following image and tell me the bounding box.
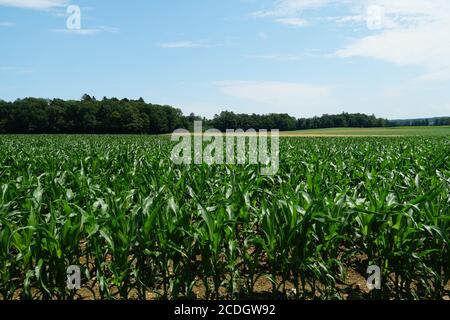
[388,117,450,127]
[0,95,447,134]
[0,95,187,134]
[208,111,387,131]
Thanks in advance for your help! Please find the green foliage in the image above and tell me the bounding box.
[0,97,188,134]
[1,96,449,134]
[0,135,448,300]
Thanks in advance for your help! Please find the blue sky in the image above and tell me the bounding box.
[1,0,449,119]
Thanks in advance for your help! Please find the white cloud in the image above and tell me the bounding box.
[158,41,222,49]
[0,0,68,10]
[256,0,450,82]
[275,17,309,26]
[335,0,450,82]
[328,15,366,24]
[336,24,450,67]
[215,80,331,108]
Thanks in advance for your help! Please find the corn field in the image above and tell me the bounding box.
[0,135,449,300]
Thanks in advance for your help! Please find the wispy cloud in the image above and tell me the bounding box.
[327,15,366,24]
[0,21,15,27]
[275,17,309,26]
[0,0,68,10]
[335,0,450,82]
[253,0,331,18]
[215,80,331,107]
[158,40,223,49]
[51,26,119,35]
[256,0,450,83]
[245,53,304,61]
[252,0,330,26]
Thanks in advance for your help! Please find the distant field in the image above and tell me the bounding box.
[282,126,450,137]
[171,126,450,137]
